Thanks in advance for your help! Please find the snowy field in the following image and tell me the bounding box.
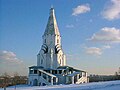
[0,80,120,90]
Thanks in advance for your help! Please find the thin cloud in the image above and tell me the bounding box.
[0,50,23,64]
[102,0,120,20]
[66,24,74,28]
[88,27,120,43]
[0,50,27,75]
[66,54,80,60]
[84,45,112,56]
[102,45,111,49]
[85,47,102,55]
[72,4,90,16]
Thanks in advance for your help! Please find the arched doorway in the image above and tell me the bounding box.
[33,79,38,86]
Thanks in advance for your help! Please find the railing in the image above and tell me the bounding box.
[38,69,57,85]
[40,76,51,85]
[76,76,87,84]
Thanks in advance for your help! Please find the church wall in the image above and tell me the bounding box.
[63,54,66,66]
[28,74,39,86]
[55,35,61,46]
[56,75,66,84]
[40,32,65,69]
[37,54,40,66]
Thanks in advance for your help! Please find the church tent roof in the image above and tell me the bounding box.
[44,7,60,35]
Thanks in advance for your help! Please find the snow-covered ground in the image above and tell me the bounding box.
[0,80,120,90]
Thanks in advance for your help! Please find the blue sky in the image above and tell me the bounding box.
[0,0,120,75]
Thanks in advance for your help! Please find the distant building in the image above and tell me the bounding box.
[28,7,89,86]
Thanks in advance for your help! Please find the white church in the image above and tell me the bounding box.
[28,7,89,86]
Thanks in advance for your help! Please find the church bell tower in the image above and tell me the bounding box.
[37,8,66,69]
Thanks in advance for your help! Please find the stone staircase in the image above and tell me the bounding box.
[39,76,51,85]
[38,69,58,85]
[76,76,87,84]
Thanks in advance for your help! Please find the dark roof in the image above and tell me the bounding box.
[29,65,86,72]
[57,66,73,69]
[57,66,86,72]
[29,66,44,69]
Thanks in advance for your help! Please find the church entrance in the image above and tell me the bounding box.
[33,79,38,86]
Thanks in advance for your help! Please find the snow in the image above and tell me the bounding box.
[0,80,120,90]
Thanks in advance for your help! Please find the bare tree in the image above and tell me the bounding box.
[1,72,10,90]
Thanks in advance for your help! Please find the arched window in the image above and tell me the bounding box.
[57,39,59,43]
[41,59,43,64]
[44,39,46,43]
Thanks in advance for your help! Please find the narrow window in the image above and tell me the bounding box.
[34,70,37,74]
[55,70,57,74]
[41,59,43,64]
[39,71,41,76]
[59,70,62,74]
[45,39,46,43]
[57,39,59,43]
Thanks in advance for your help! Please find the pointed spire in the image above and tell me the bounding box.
[44,7,60,35]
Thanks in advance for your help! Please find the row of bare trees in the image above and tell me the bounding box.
[0,72,28,88]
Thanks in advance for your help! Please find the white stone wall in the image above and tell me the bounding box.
[37,33,66,69]
[28,74,39,86]
[37,8,66,69]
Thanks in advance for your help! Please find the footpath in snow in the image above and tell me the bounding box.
[0,80,120,90]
